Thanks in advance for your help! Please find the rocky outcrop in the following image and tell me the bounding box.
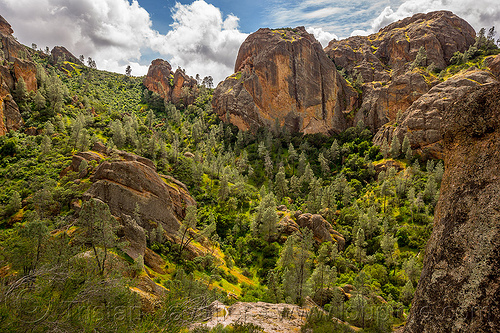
[0,15,38,135]
[487,54,500,78]
[374,69,497,158]
[192,299,319,333]
[297,213,345,249]
[404,83,500,332]
[84,156,195,241]
[213,27,358,135]
[51,46,83,65]
[326,11,476,131]
[143,59,198,105]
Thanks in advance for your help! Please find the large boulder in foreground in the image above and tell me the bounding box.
[325,11,476,131]
[404,83,500,332]
[143,59,198,105]
[213,27,358,135]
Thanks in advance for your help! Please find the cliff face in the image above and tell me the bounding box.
[404,83,500,332]
[143,59,198,105]
[51,46,83,65]
[374,69,497,158]
[213,27,358,135]
[326,11,476,131]
[0,15,37,136]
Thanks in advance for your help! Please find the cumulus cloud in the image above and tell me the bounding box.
[355,0,500,36]
[0,0,247,83]
[153,1,248,83]
[306,27,338,47]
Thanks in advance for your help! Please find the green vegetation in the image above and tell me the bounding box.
[0,45,444,332]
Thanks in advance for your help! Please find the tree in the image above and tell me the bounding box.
[400,280,415,305]
[34,90,46,110]
[381,139,390,158]
[278,229,313,304]
[218,175,229,202]
[177,205,197,259]
[17,214,49,275]
[79,55,85,63]
[78,198,119,275]
[40,135,51,155]
[318,152,330,176]
[274,166,288,199]
[252,192,278,242]
[202,76,213,88]
[125,65,132,76]
[410,46,427,69]
[390,135,400,158]
[4,191,21,217]
[354,228,366,266]
[14,77,28,103]
[329,139,340,162]
[298,152,307,176]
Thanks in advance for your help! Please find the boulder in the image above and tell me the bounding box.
[404,82,500,332]
[487,54,500,78]
[84,158,195,240]
[213,27,358,135]
[143,59,198,105]
[296,213,345,250]
[325,11,476,131]
[374,69,497,158]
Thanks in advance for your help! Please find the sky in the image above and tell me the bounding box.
[0,0,499,84]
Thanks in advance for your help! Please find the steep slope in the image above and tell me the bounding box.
[325,11,476,131]
[213,27,358,134]
[404,82,500,332]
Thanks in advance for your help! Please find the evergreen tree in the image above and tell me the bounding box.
[330,139,340,161]
[390,135,401,158]
[274,166,288,199]
[318,152,330,176]
[14,77,28,102]
[77,198,119,275]
[252,192,278,242]
[34,90,46,110]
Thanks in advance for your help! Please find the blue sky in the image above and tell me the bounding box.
[0,0,498,83]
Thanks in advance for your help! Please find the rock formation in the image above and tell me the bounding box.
[0,15,37,136]
[51,46,82,65]
[374,69,497,158]
[213,27,358,135]
[325,11,476,131]
[143,59,198,105]
[404,83,500,332]
[192,299,320,333]
[63,142,200,260]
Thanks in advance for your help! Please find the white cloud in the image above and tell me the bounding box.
[152,1,248,83]
[0,0,247,83]
[306,27,338,47]
[359,0,500,35]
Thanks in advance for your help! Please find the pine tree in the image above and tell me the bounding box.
[390,135,401,158]
[252,192,278,242]
[77,198,119,275]
[330,139,340,161]
[318,152,330,176]
[14,77,28,102]
[40,135,51,155]
[34,90,46,110]
[298,152,307,176]
[178,205,197,258]
[274,166,288,199]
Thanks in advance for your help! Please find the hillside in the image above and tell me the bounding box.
[0,11,499,333]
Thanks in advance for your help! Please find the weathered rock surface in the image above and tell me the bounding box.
[297,213,345,249]
[326,11,475,131]
[404,82,500,332]
[0,15,38,135]
[84,157,195,241]
[143,59,198,105]
[487,54,500,78]
[374,69,497,158]
[213,27,358,134]
[193,299,318,333]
